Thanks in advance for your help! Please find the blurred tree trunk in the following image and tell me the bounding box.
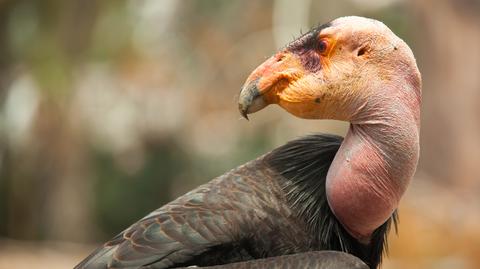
[5,101,96,242]
[411,0,480,187]
[38,0,99,242]
[3,0,99,242]
[0,0,16,237]
[34,102,95,242]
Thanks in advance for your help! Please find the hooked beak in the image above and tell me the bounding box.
[238,79,265,120]
[238,51,303,120]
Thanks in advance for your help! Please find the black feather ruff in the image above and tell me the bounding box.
[264,134,398,269]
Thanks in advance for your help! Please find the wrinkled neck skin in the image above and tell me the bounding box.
[326,80,421,244]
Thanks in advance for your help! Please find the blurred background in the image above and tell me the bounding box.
[0,0,479,268]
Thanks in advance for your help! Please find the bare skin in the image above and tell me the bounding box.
[239,16,421,243]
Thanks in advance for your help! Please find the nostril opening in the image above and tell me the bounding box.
[277,55,285,62]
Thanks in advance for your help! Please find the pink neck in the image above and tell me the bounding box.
[326,83,421,243]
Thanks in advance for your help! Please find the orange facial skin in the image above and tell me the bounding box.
[239,30,356,121]
[243,52,305,106]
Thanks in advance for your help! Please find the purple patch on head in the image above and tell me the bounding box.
[286,23,331,73]
[300,50,322,73]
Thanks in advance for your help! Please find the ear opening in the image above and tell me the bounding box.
[357,47,367,57]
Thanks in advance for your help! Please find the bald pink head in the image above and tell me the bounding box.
[322,17,421,241]
[238,16,421,242]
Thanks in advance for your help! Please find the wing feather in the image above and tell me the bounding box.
[76,161,280,269]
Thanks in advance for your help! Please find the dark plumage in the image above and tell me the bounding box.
[266,134,397,268]
[76,134,395,269]
[177,251,368,269]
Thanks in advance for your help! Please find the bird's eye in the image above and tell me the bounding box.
[318,39,328,54]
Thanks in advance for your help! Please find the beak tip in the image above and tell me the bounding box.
[238,81,265,121]
[238,104,249,120]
